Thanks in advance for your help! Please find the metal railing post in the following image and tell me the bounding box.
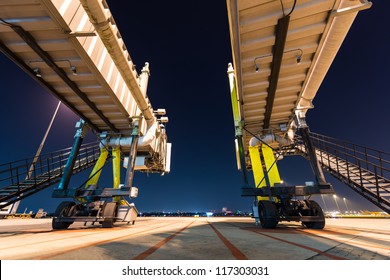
[374,166,380,203]
[33,163,37,185]
[353,144,357,165]
[59,152,64,175]
[358,161,364,192]
[25,159,29,179]
[15,167,20,192]
[39,155,43,174]
[10,162,14,185]
[47,158,51,181]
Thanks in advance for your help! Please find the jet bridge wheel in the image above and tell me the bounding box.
[102,202,117,228]
[258,200,279,229]
[302,200,325,229]
[52,201,75,230]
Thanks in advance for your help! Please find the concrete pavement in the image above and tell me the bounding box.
[0,217,389,260]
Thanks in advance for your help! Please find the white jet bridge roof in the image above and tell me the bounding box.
[226,0,371,147]
[0,0,156,134]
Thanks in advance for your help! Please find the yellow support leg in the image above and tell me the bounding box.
[85,148,109,188]
[112,146,121,203]
[261,145,281,186]
[249,145,267,201]
[261,145,281,203]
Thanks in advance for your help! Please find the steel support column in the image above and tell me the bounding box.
[54,120,89,194]
[124,123,140,189]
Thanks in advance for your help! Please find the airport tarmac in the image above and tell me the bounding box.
[0,217,389,260]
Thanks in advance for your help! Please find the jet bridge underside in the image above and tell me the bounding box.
[226,0,372,151]
[0,0,172,168]
[0,0,151,134]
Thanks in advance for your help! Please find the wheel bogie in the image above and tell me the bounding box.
[101,202,117,228]
[302,200,325,229]
[256,199,325,230]
[51,200,137,229]
[258,200,279,229]
[52,201,75,230]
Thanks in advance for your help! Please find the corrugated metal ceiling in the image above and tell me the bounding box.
[226,0,371,149]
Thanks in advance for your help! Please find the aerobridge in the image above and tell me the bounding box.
[225,0,383,228]
[0,0,386,230]
[0,0,171,226]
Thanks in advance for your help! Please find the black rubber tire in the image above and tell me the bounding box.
[302,200,325,229]
[102,202,117,228]
[258,200,279,229]
[102,220,113,228]
[52,201,75,230]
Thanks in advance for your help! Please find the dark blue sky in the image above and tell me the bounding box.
[0,1,389,213]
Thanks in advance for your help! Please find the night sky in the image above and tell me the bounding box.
[0,1,389,214]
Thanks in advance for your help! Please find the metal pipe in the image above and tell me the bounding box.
[249,133,292,147]
[10,101,62,215]
[100,122,157,147]
[101,137,132,148]
[27,101,61,179]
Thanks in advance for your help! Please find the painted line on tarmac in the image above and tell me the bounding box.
[2,228,124,251]
[247,229,348,260]
[225,222,348,260]
[33,220,184,260]
[132,221,195,260]
[299,228,390,251]
[207,221,248,260]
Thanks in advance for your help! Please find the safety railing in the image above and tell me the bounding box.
[0,142,100,207]
[295,132,390,213]
[308,132,390,180]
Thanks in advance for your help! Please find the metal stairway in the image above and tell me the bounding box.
[295,132,390,213]
[0,142,100,209]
